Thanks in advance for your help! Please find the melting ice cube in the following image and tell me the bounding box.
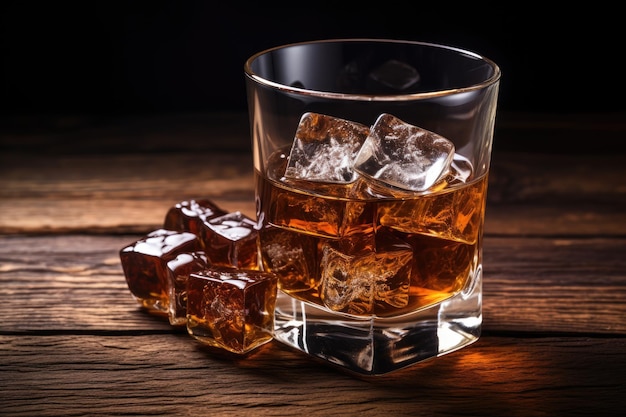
[284,112,370,183]
[354,113,455,192]
[450,153,473,183]
[319,236,412,315]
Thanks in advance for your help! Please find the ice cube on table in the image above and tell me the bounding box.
[186,267,278,354]
[163,199,227,237]
[284,112,370,183]
[354,113,455,192]
[166,251,209,326]
[202,211,260,270]
[119,229,202,314]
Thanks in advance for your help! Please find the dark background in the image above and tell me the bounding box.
[1,1,623,120]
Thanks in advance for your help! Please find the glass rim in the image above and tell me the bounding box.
[244,38,501,102]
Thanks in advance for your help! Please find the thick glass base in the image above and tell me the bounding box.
[273,266,482,376]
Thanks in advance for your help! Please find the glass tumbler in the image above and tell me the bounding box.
[244,39,500,375]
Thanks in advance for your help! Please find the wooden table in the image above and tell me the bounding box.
[1,111,625,416]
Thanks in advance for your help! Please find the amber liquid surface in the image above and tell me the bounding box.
[256,147,488,318]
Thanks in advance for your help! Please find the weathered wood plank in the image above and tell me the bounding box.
[1,334,625,417]
[0,152,257,233]
[1,235,624,335]
[0,152,256,233]
[2,112,626,416]
[1,151,625,235]
[487,151,626,236]
[483,236,626,334]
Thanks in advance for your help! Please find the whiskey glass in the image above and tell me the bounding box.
[245,39,500,375]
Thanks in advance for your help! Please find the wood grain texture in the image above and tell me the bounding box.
[1,112,626,416]
[2,334,625,417]
[1,235,624,335]
[2,150,625,235]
